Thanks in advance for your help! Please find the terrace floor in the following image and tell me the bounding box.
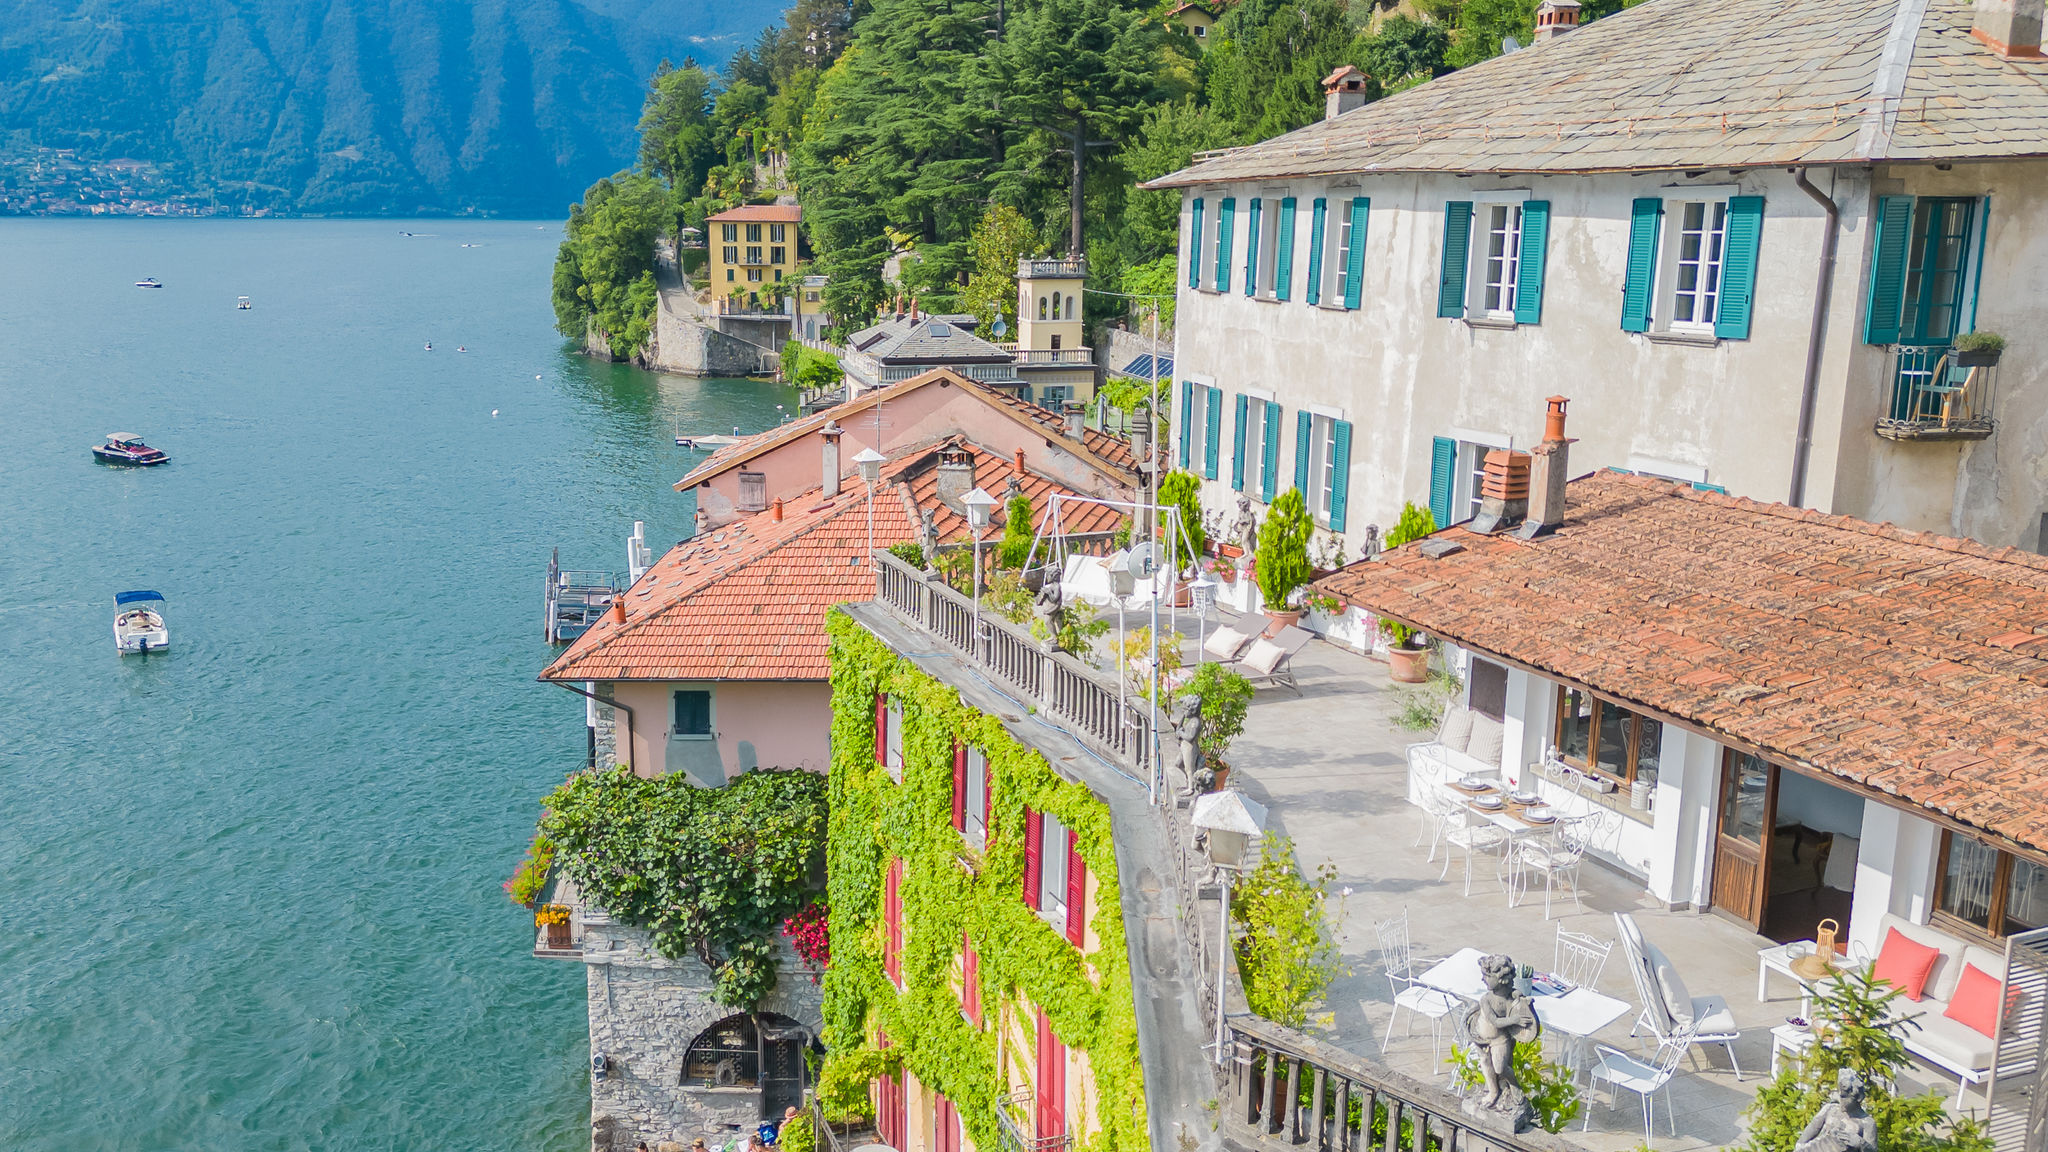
[1187,609,1955,1151]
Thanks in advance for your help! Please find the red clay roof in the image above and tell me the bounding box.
[708,204,801,221]
[1315,470,2048,853]
[982,386,1140,473]
[544,437,1124,683]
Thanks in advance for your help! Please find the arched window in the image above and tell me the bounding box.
[680,1012,813,1118]
[1066,295,1076,320]
[1051,291,1061,318]
[1038,296,1047,320]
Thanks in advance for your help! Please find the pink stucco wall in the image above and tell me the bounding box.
[610,679,834,783]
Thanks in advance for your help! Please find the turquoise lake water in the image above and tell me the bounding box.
[0,220,794,1151]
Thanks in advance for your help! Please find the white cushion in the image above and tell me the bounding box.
[1243,638,1288,676]
[1689,994,1739,1038]
[1644,940,1695,1026]
[1204,625,1253,662]
[1467,714,1505,767]
[1910,1011,1997,1073]
[1438,705,1475,753]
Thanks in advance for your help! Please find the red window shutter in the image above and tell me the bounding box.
[874,693,887,764]
[951,741,968,831]
[1035,1009,1066,1140]
[883,857,903,986]
[1065,830,1087,947]
[1022,807,1043,910]
[962,932,981,1025]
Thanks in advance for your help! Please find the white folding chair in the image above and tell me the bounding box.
[1587,1020,1698,1141]
[1412,771,1461,863]
[1552,927,1614,992]
[1374,909,1460,1069]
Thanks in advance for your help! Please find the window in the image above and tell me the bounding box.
[1066,295,1075,320]
[960,933,982,1025]
[883,857,905,988]
[746,245,763,264]
[721,223,738,242]
[726,268,735,282]
[746,223,763,242]
[1193,22,1205,35]
[806,290,819,302]
[770,246,786,264]
[935,1095,962,1152]
[1332,198,1353,304]
[1627,193,1762,338]
[875,694,904,781]
[773,270,783,282]
[1022,808,1086,945]
[1038,812,1068,926]
[722,245,738,264]
[1297,411,1352,529]
[748,269,763,282]
[1668,201,1728,328]
[1035,1010,1067,1142]
[1038,296,1048,320]
[1236,396,1270,497]
[1480,204,1522,317]
[1180,381,1214,471]
[1554,686,1664,789]
[1936,832,2048,939]
[770,223,787,243]
[952,743,990,848]
[672,689,712,738]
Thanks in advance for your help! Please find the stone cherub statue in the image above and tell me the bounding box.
[917,506,938,567]
[1234,493,1258,559]
[1462,953,1542,1132]
[1795,1070,1878,1152]
[1033,578,1066,653]
[1169,693,1209,794]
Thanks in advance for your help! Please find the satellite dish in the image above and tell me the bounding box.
[1125,542,1158,580]
[1502,35,1523,53]
[991,317,1009,337]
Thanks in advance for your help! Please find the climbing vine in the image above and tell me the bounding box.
[538,766,828,1007]
[820,610,1148,1152]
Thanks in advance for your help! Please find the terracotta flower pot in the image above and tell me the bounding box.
[1263,608,1302,637]
[1388,646,1430,683]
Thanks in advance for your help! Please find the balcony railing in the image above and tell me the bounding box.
[1013,348,1094,366]
[994,1089,1073,1152]
[1019,257,1087,279]
[1875,345,1997,441]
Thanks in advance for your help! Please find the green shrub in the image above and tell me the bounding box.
[997,495,1036,569]
[1158,470,1207,572]
[1953,330,2006,355]
[1183,661,1253,758]
[1448,1040,1583,1134]
[1385,501,1437,548]
[886,541,927,568]
[1255,488,1314,608]
[503,832,556,906]
[1232,834,1342,1028]
[778,1112,817,1152]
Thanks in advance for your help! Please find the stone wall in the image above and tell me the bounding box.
[1096,324,1169,380]
[580,910,824,1152]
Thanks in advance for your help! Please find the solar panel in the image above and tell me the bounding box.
[1155,356,1174,378]
[1121,354,1154,378]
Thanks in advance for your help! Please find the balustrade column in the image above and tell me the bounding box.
[1310,1067,1327,1151]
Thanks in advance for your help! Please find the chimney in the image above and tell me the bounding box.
[1322,65,1369,121]
[1517,396,1574,539]
[1468,449,1532,534]
[1532,0,1581,42]
[1974,0,2045,56]
[1013,447,1026,477]
[821,419,844,498]
[1064,402,1086,440]
[608,598,626,625]
[771,497,785,522]
[936,448,975,515]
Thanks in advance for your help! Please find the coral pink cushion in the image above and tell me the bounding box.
[1872,927,1941,1001]
[1944,964,2007,1039]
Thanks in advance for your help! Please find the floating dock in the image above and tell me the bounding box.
[544,548,622,644]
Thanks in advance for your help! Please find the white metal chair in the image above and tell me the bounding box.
[1552,927,1614,992]
[1374,909,1461,1068]
[1508,811,1605,917]
[1439,808,1511,897]
[1587,1020,1698,1141]
[1614,912,1745,1081]
[1413,773,1461,863]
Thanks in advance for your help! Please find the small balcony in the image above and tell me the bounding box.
[994,1089,1073,1152]
[1012,347,1094,366]
[1018,256,1087,279]
[533,874,584,959]
[1874,344,1998,442]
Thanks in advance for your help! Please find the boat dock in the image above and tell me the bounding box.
[544,549,622,644]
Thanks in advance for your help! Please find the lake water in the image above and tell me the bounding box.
[0,220,793,1151]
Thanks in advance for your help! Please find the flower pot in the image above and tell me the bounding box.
[1388,645,1430,683]
[545,921,573,949]
[1215,542,1245,560]
[1207,765,1231,792]
[1262,608,1302,636]
[1956,348,2003,367]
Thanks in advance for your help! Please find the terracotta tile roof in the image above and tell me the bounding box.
[980,386,1140,472]
[1314,470,2048,852]
[708,204,802,221]
[1146,0,2048,184]
[545,439,1123,683]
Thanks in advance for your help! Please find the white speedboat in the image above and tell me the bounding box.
[135,278,162,289]
[114,590,169,653]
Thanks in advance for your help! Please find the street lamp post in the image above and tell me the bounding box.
[964,487,997,635]
[1191,790,1268,1066]
[855,447,887,567]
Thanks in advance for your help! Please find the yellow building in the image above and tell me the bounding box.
[1170,2,1219,46]
[708,204,802,305]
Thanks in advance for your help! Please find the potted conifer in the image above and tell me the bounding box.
[1255,488,1314,635]
[1381,502,1439,682]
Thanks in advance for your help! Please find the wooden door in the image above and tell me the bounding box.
[1712,752,1777,929]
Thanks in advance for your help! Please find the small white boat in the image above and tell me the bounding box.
[676,429,744,450]
[114,590,169,654]
[135,278,162,289]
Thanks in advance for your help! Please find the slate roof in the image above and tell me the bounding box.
[1148,0,2048,184]
[847,314,1014,363]
[547,439,1124,683]
[1314,470,2048,853]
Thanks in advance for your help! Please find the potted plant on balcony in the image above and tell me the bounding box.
[1954,330,2006,367]
[1183,661,1254,791]
[1379,502,1439,682]
[536,902,573,949]
[1255,488,1313,635]
[1159,470,1207,606]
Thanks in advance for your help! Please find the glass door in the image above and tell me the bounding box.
[1903,198,1975,346]
[1711,751,1778,929]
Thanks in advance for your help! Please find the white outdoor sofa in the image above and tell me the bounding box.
[1830,913,2028,1107]
[1406,702,1507,790]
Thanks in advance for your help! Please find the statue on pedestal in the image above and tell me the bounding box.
[1169,693,1209,793]
[1795,1070,1878,1152]
[1033,579,1066,653]
[1461,953,1541,1133]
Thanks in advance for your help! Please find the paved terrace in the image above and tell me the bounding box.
[1195,610,1952,1151]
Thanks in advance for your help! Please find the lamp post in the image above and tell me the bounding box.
[855,447,886,567]
[1191,790,1268,1066]
[964,487,997,629]
[1191,569,1217,661]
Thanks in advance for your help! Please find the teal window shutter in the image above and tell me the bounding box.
[1294,410,1312,493]
[1261,401,1281,499]
[1231,394,1248,490]
[1305,199,1327,306]
[1328,420,1353,532]
[1344,198,1370,310]
[1216,199,1236,292]
[1189,198,1205,289]
[1864,195,1914,344]
[1244,199,1262,297]
[1715,196,1765,340]
[1437,202,1473,318]
[1179,380,1194,468]
[1428,436,1457,528]
[1204,386,1223,479]
[1275,198,1297,301]
[1620,197,1662,333]
[1968,196,1990,333]
[1514,200,1550,325]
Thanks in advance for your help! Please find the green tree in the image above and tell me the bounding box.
[1360,15,1451,88]
[959,203,1039,335]
[1116,97,1233,273]
[1119,253,1179,329]
[1256,487,1314,608]
[1206,0,1362,142]
[637,61,718,198]
[714,81,772,166]
[1158,469,1207,571]
[551,172,672,360]
[997,495,1037,568]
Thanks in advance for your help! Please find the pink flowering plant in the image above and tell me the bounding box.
[783,900,830,981]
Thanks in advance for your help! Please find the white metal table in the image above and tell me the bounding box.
[1756,940,1841,1015]
[1419,946,1632,1080]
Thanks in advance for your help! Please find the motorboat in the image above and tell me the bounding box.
[676,428,744,450]
[135,278,162,288]
[114,591,169,654]
[92,433,168,466]
[237,296,251,310]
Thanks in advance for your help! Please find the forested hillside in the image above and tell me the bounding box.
[0,0,787,215]
[551,0,1641,355]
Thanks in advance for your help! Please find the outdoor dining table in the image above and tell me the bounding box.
[1418,947,1633,1081]
[1443,780,1563,840]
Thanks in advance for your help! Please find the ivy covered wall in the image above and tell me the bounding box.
[820,609,1148,1152]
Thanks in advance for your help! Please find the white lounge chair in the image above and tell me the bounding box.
[1228,624,1312,694]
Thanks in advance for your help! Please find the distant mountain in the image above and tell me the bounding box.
[0,0,785,216]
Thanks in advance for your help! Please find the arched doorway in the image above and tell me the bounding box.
[679,1012,811,1120]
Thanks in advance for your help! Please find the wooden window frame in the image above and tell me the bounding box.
[1553,685,1661,787]
[1933,830,2045,943]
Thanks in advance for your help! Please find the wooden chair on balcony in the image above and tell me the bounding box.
[1919,353,1980,429]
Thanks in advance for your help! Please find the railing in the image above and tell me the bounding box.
[1875,344,1997,441]
[994,1088,1073,1152]
[1013,347,1095,365]
[1019,257,1088,279]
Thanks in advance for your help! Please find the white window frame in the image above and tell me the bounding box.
[770,223,787,243]
[1662,199,1730,332]
[1038,813,1069,927]
[1242,397,1269,497]
[1255,191,1286,299]
[1303,406,1343,525]
[1476,203,1523,319]
[885,700,905,782]
[1320,190,1361,305]
[1648,184,1738,332]
[1186,381,1213,469]
[964,747,989,849]
[1447,428,1512,521]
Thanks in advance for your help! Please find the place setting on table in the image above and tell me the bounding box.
[1448,776,1561,831]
